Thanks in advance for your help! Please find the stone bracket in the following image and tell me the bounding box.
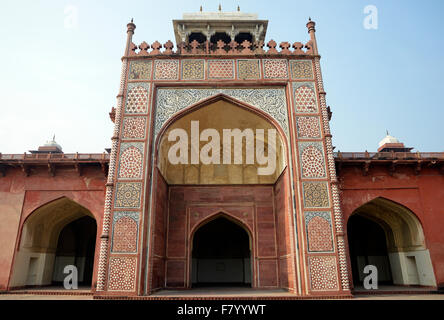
[20,164,30,177]
[363,161,371,176]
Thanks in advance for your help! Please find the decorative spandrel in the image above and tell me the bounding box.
[154,88,289,137]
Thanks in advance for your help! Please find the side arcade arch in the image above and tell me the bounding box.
[9,197,98,289]
[347,197,436,287]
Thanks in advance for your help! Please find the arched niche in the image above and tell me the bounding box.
[347,197,437,287]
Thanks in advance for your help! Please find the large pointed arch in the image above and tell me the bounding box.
[144,90,296,294]
[9,197,98,289]
[154,94,288,185]
[347,197,437,288]
[351,197,425,252]
[155,93,289,147]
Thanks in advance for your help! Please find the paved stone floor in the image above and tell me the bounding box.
[353,284,434,292]
[1,286,443,300]
[151,287,296,298]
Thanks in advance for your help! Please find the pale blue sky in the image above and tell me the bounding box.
[1,0,443,153]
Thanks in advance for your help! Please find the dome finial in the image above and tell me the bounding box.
[386,129,389,136]
[237,5,240,11]
[200,5,202,12]
[218,3,221,11]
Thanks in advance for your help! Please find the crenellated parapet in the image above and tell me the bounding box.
[127,39,315,57]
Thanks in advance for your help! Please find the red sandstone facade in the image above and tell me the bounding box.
[0,153,108,291]
[0,11,442,298]
[337,152,444,287]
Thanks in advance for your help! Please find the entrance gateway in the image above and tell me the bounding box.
[95,8,351,297]
[1,7,440,298]
[89,7,431,297]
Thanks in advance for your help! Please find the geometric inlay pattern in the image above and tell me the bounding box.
[114,182,142,208]
[302,181,330,208]
[299,142,326,178]
[122,117,146,140]
[155,88,289,137]
[125,83,150,114]
[154,60,179,80]
[108,257,137,291]
[112,212,140,253]
[181,59,205,80]
[208,60,234,79]
[237,59,261,80]
[293,82,318,113]
[129,60,152,80]
[263,59,288,79]
[305,212,334,252]
[290,60,313,80]
[296,116,321,139]
[118,143,144,179]
[308,256,339,291]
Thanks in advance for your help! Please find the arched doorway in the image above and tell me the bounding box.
[52,216,97,286]
[348,215,393,285]
[347,198,437,289]
[9,197,98,290]
[191,216,252,287]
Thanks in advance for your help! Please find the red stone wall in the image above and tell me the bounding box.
[0,166,106,291]
[338,164,444,287]
[149,171,168,291]
[162,184,281,289]
[274,169,296,290]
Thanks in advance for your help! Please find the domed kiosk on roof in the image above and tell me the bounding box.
[377,131,413,152]
[29,135,63,154]
[378,134,400,147]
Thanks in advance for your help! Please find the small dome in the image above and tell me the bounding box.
[378,134,400,148]
[44,136,62,151]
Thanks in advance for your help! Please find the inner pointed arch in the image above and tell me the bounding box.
[156,96,287,185]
